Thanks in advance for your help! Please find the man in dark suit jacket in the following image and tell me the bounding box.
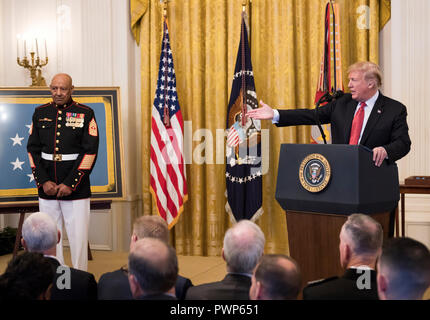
[128,238,178,300]
[247,61,411,165]
[248,61,411,236]
[21,211,97,300]
[98,215,192,300]
[186,220,265,300]
[377,237,430,300]
[302,214,382,300]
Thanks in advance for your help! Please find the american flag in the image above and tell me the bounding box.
[150,20,188,228]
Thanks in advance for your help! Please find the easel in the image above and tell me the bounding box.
[0,200,112,259]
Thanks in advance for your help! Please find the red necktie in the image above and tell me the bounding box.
[349,102,367,145]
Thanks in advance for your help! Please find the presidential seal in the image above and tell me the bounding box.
[299,153,331,193]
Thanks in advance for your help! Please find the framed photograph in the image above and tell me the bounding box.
[0,87,125,204]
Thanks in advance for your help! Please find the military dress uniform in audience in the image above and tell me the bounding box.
[21,211,97,300]
[186,220,265,300]
[98,215,192,300]
[303,214,382,300]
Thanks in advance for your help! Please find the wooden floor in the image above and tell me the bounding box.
[0,248,226,285]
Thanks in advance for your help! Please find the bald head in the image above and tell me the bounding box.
[250,254,302,300]
[50,73,74,106]
[128,238,178,297]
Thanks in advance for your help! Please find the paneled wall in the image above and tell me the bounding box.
[0,0,142,251]
[380,0,430,247]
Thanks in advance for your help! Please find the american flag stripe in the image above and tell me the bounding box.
[151,114,186,197]
[150,18,187,228]
[150,133,181,214]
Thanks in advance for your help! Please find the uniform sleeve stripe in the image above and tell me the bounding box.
[78,154,96,170]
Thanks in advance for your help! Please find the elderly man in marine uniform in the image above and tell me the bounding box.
[27,73,99,271]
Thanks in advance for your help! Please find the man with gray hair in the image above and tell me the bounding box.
[377,237,430,300]
[303,213,382,300]
[21,211,97,300]
[186,219,265,300]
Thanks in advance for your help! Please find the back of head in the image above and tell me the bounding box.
[254,254,301,300]
[128,238,178,295]
[342,213,383,257]
[22,212,58,252]
[347,61,382,88]
[0,252,54,300]
[133,215,169,243]
[223,220,265,274]
[378,237,430,300]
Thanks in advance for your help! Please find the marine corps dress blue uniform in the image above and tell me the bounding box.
[27,99,99,271]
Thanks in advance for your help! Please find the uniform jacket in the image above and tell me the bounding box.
[277,92,411,163]
[27,99,99,200]
[185,273,251,300]
[97,267,193,300]
[302,268,379,300]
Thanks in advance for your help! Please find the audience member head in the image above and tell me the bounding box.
[128,238,178,298]
[130,215,169,250]
[222,220,265,274]
[250,254,301,300]
[0,252,54,300]
[21,211,60,255]
[377,237,430,300]
[339,214,383,269]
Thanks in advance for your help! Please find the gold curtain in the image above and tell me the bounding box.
[132,0,390,256]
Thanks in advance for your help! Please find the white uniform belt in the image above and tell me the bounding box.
[41,152,79,161]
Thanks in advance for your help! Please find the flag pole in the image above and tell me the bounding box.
[161,0,171,127]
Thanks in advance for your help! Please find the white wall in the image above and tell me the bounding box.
[0,0,142,251]
[380,0,430,248]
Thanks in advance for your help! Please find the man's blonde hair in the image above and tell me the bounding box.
[348,61,382,88]
[133,215,169,243]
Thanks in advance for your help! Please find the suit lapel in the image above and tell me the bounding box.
[344,100,358,143]
[360,93,385,145]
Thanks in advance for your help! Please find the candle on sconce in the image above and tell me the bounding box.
[24,40,27,57]
[45,40,47,59]
[17,39,19,58]
[36,39,39,57]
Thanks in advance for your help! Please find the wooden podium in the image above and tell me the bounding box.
[275,144,399,286]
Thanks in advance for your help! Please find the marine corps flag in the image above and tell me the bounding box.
[311,1,343,144]
[225,13,263,223]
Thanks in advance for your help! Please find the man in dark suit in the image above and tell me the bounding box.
[21,211,97,300]
[377,237,430,300]
[302,214,382,300]
[98,215,192,300]
[128,238,178,300]
[248,61,411,236]
[249,254,301,300]
[185,220,265,300]
[247,61,411,165]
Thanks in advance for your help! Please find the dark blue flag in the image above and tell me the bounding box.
[225,15,263,222]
